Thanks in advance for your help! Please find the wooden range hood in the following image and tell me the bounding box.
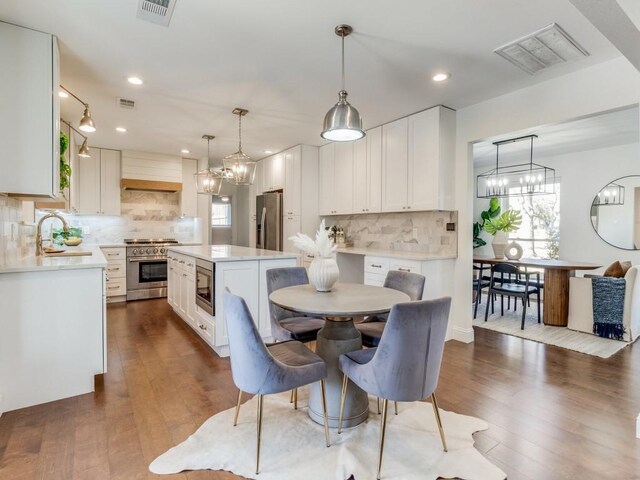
[120,178,182,193]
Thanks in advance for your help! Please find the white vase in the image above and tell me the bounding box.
[492,231,508,259]
[309,256,339,292]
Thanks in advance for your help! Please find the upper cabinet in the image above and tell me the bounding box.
[180,158,198,217]
[262,153,285,192]
[284,148,301,216]
[0,22,60,197]
[382,106,455,212]
[354,126,382,214]
[318,142,354,215]
[73,148,121,215]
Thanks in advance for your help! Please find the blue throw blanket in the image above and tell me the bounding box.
[592,277,626,340]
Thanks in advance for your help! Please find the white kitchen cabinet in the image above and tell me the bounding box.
[75,148,121,215]
[262,152,285,192]
[318,143,335,215]
[0,22,60,198]
[283,214,302,255]
[101,247,126,302]
[318,142,353,215]
[167,251,297,357]
[180,158,198,217]
[381,117,409,212]
[361,254,455,301]
[381,106,455,212]
[100,149,122,215]
[354,126,382,214]
[284,148,301,216]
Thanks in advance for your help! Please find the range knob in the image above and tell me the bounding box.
[153,248,159,254]
[160,248,165,254]
[146,248,152,254]
[132,249,138,254]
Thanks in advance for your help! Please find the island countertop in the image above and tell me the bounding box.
[336,246,457,261]
[0,245,108,274]
[168,245,300,262]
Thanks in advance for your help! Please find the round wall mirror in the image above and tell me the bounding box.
[590,175,640,250]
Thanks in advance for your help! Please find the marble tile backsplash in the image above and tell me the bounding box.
[36,191,200,245]
[0,195,36,264]
[323,211,458,256]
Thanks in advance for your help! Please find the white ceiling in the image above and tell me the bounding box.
[473,105,640,166]
[0,0,624,162]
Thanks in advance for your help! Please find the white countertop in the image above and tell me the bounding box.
[97,242,203,248]
[0,245,107,274]
[335,246,457,261]
[168,245,299,262]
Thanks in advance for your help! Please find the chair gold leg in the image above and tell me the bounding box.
[338,373,348,434]
[430,393,447,452]
[377,397,381,414]
[294,388,298,410]
[256,394,263,474]
[377,399,389,480]
[394,401,398,415]
[233,390,242,426]
[290,389,294,403]
[320,380,330,447]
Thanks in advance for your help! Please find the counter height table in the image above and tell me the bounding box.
[473,256,601,327]
[269,283,410,428]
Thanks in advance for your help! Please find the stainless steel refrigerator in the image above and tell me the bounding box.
[256,192,282,251]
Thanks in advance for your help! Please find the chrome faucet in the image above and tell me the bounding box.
[36,212,70,256]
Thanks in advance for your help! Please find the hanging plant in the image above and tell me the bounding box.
[59,130,71,199]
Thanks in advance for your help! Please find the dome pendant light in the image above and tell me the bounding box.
[321,24,365,142]
[78,105,96,133]
[78,138,91,158]
[223,108,257,186]
[194,135,224,195]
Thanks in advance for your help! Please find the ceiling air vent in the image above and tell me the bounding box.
[494,23,589,75]
[136,0,177,27]
[117,97,136,110]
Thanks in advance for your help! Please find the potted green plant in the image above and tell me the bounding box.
[484,209,522,258]
[473,197,500,248]
[60,131,72,199]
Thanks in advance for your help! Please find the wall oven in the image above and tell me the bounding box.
[125,239,178,301]
[195,259,215,316]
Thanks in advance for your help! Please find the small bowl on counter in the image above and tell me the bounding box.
[63,238,83,247]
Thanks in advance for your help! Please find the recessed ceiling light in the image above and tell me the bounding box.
[127,76,143,85]
[264,150,273,154]
[115,127,127,132]
[432,73,451,82]
[181,149,190,154]
[58,90,68,98]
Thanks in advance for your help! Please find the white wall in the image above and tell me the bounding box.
[451,56,640,343]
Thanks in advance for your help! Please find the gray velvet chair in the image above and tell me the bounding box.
[355,270,426,348]
[266,267,325,343]
[224,290,330,474]
[338,297,451,480]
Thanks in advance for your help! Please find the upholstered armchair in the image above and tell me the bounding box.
[568,265,640,342]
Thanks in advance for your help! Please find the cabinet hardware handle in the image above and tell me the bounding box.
[187,263,193,267]
[179,260,185,264]
[371,264,382,268]
[407,206,411,209]
[110,267,119,271]
[398,267,411,272]
[108,286,118,290]
[183,273,187,277]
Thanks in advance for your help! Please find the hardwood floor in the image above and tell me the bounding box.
[1,298,639,479]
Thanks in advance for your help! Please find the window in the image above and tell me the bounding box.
[507,182,560,259]
[211,197,232,226]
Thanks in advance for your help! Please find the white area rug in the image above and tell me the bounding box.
[150,389,506,480]
[473,302,629,358]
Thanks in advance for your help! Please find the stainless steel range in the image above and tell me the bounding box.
[125,238,179,301]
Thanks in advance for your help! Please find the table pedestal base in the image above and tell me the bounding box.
[308,317,369,428]
[543,269,572,326]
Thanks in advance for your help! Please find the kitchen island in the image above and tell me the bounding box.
[167,245,299,357]
[0,246,107,414]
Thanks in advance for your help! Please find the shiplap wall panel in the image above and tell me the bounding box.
[121,150,182,182]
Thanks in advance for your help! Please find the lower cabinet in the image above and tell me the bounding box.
[168,253,297,357]
[361,254,455,301]
[101,247,126,302]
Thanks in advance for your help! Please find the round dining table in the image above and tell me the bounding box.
[269,283,410,428]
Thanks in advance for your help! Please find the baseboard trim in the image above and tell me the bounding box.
[449,325,474,343]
